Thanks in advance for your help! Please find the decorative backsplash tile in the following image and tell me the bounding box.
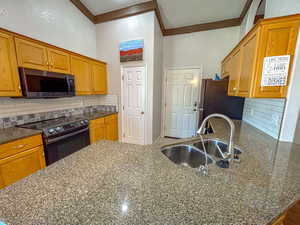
[0,105,117,129]
[243,98,286,139]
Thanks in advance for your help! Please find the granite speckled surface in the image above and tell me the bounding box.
[80,111,118,121]
[0,119,300,225]
[0,127,42,145]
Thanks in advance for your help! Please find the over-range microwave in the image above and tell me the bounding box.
[19,67,75,98]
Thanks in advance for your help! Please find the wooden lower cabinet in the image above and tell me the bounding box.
[90,114,118,144]
[0,135,46,189]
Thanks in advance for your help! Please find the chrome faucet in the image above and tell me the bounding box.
[197,113,235,161]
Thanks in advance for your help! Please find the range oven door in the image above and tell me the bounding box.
[19,67,75,98]
[44,127,90,166]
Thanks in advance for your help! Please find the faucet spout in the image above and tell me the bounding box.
[197,114,235,161]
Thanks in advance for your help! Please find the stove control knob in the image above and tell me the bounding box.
[81,120,87,125]
[48,128,55,134]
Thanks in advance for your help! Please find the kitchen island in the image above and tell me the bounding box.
[0,119,300,225]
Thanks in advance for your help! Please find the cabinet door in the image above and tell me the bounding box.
[0,32,22,97]
[90,125,106,144]
[221,56,232,78]
[228,48,242,96]
[105,114,118,141]
[254,21,300,98]
[48,48,70,74]
[15,38,48,71]
[71,55,93,95]
[0,146,46,189]
[237,28,260,97]
[91,62,107,94]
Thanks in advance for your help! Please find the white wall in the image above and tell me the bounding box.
[96,12,156,144]
[152,16,164,142]
[265,0,300,18]
[264,0,300,142]
[0,0,97,58]
[240,0,263,38]
[163,26,241,78]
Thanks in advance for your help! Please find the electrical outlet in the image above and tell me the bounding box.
[0,8,8,16]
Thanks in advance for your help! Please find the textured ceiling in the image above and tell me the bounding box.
[81,0,250,29]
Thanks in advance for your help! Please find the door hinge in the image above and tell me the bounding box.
[123,106,125,110]
[122,75,124,81]
[123,133,125,138]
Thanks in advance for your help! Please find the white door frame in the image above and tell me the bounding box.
[161,66,203,137]
[121,64,149,145]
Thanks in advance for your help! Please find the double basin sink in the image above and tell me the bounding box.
[162,139,242,169]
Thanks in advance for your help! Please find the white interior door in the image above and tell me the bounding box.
[164,69,201,138]
[122,67,146,145]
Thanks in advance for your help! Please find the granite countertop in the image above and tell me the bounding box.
[0,111,118,145]
[0,119,300,225]
[80,111,118,121]
[0,127,42,145]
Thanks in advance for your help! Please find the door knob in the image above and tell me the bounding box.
[141,111,144,115]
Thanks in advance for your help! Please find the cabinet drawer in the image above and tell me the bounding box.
[0,135,43,159]
[0,145,46,188]
[90,117,105,128]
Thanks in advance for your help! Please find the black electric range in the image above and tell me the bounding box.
[18,117,90,166]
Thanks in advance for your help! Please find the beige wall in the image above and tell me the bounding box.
[95,12,156,144]
[152,16,164,141]
[163,26,241,78]
[0,0,97,58]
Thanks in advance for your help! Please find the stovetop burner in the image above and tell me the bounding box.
[18,117,89,137]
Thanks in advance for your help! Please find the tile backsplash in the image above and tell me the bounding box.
[0,95,119,129]
[243,98,286,139]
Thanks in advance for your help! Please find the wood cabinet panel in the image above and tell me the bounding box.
[105,114,118,141]
[0,134,43,160]
[48,48,70,74]
[89,114,118,143]
[223,15,300,98]
[228,48,242,96]
[71,55,93,95]
[91,62,108,94]
[221,56,232,78]
[15,38,48,71]
[237,28,260,97]
[0,32,22,97]
[0,146,45,189]
[253,21,300,98]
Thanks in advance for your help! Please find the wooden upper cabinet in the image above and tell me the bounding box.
[47,48,70,74]
[223,15,300,98]
[221,55,232,78]
[91,61,108,94]
[228,47,242,96]
[0,32,22,97]
[15,38,48,71]
[71,55,93,95]
[253,20,300,98]
[237,27,260,97]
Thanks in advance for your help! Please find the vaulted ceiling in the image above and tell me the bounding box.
[70,0,264,36]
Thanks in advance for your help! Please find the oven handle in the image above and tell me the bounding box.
[45,127,89,145]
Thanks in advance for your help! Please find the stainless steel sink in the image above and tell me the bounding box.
[162,145,214,168]
[193,139,242,160]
